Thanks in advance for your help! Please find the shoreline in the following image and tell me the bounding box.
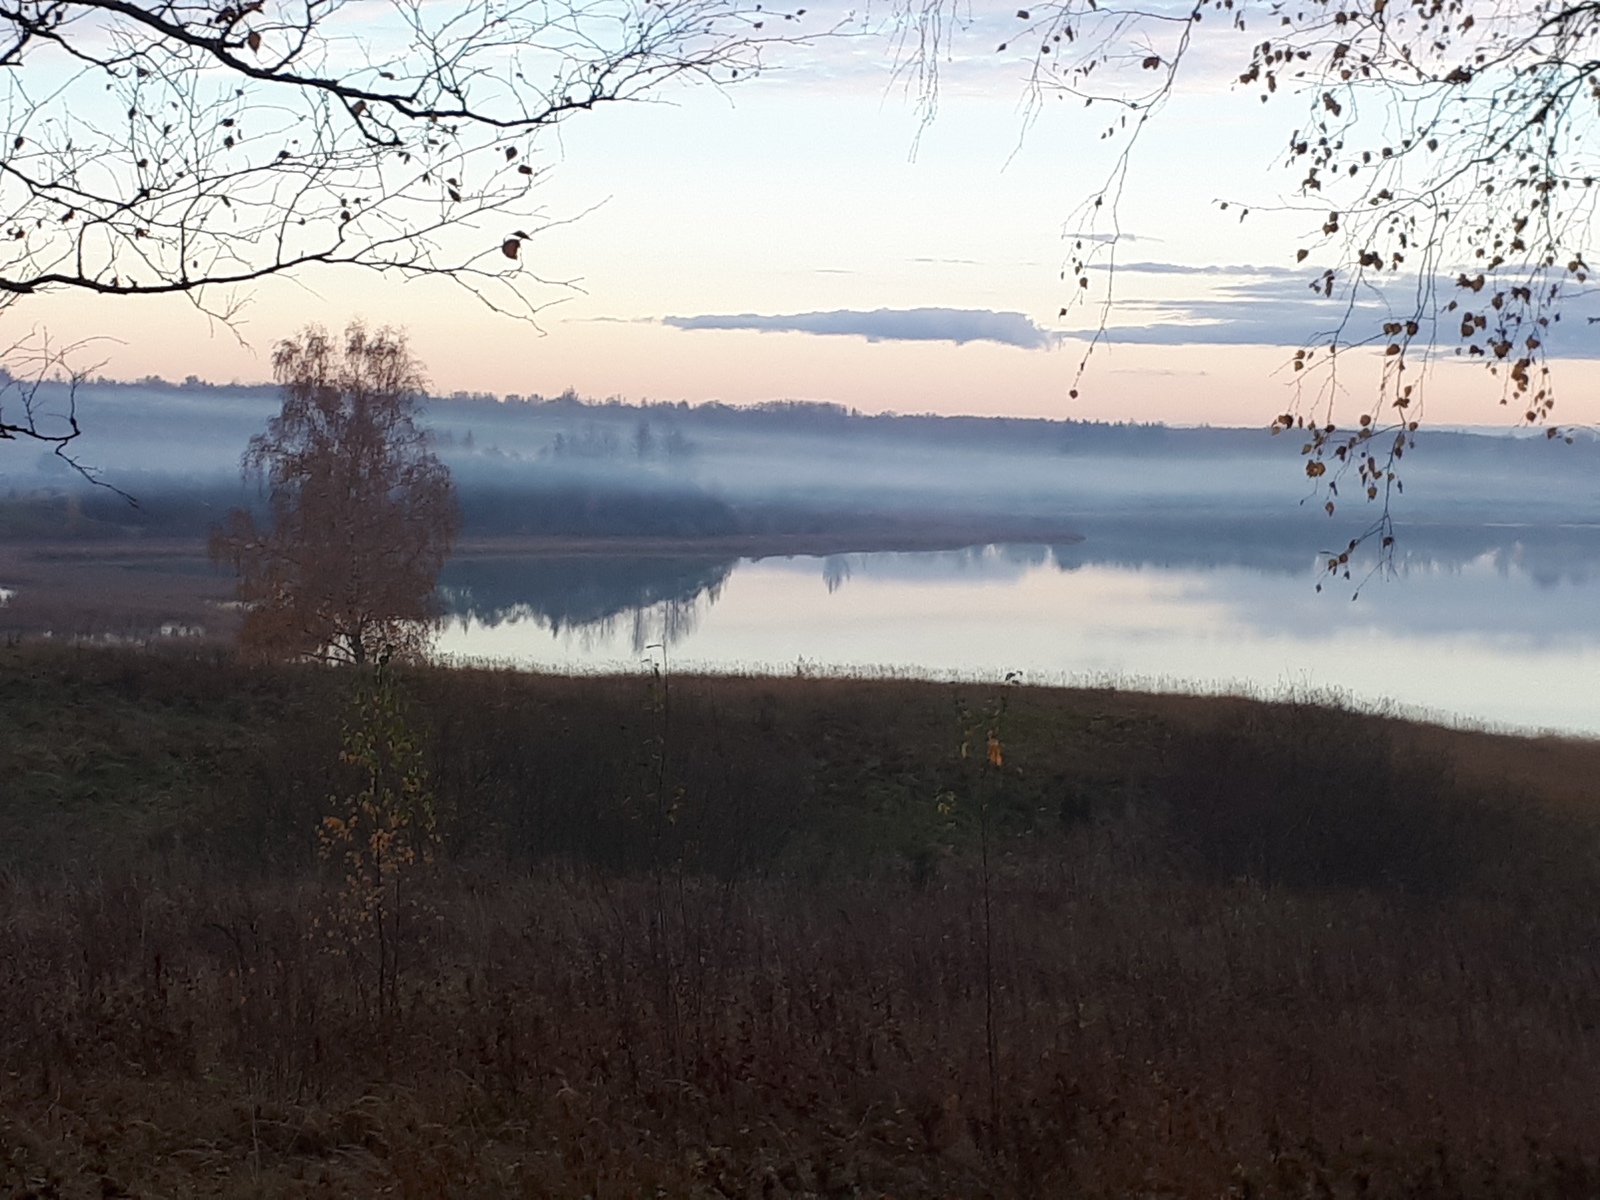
[0,526,1087,567]
[0,527,1085,641]
[451,526,1085,560]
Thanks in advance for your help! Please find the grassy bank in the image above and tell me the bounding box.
[1,644,1597,1197]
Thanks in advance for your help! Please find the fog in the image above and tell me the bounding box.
[3,376,1597,640]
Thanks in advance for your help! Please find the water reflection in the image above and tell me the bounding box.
[435,525,1600,735]
[438,554,733,653]
[822,555,850,594]
[818,543,1055,590]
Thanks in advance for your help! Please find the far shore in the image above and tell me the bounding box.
[451,525,1085,560]
[1,524,1086,563]
[0,525,1085,640]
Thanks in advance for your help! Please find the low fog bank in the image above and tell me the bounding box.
[2,379,1594,549]
[426,392,1600,537]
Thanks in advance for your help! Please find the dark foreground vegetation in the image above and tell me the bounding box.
[1,644,1597,1197]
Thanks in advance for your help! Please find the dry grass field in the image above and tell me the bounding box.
[0,645,1596,1197]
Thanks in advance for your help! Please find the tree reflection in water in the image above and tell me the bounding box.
[438,555,735,651]
[822,556,851,595]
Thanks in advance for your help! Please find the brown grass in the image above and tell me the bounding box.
[0,645,1596,1197]
[0,540,235,643]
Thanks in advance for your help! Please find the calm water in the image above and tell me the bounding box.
[435,536,1600,737]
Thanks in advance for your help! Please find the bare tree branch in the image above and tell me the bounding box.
[0,328,131,492]
[893,0,1600,577]
[0,0,813,320]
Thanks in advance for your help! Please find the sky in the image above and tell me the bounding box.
[19,2,1600,428]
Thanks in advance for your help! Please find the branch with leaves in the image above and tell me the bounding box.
[317,657,441,1017]
[895,0,1599,574]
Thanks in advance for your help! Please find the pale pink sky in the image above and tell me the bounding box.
[24,8,1600,430]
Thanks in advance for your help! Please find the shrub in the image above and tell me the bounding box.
[1161,702,1506,894]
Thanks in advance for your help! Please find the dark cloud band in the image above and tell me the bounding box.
[663,307,1057,350]
[663,277,1600,355]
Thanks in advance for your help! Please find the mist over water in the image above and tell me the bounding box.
[5,378,1598,734]
[14,378,1600,540]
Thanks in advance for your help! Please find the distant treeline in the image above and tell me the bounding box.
[0,482,252,541]
[67,374,1247,453]
[2,376,1594,548]
[62,369,1600,445]
[14,484,1089,545]
[34,371,1600,463]
[0,479,740,541]
[428,388,1241,455]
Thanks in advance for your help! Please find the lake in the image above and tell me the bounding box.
[434,530,1600,737]
[6,383,1597,735]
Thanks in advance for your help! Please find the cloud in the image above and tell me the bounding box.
[1103,261,1302,278]
[663,277,1600,356]
[1074,274,1600,354]
[1065,231,1162,245]
[1085,291,1350,347]
[662,307,1058,349]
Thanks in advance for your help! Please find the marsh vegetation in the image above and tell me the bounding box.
[0,644,1595,1196]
